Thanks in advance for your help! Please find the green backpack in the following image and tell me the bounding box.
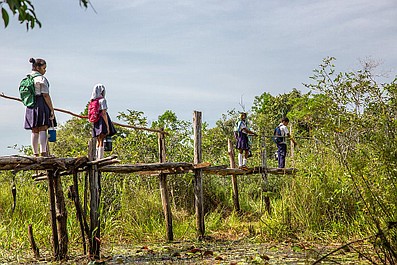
[19,73,41,107]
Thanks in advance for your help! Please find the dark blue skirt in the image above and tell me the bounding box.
[235,132,249,150]
[92,113,117,138]
[24,95,57,130]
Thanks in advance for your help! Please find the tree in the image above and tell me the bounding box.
[303,57,397,262]
[0,0,89,30]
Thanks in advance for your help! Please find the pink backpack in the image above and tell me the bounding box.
[88,97,102,123]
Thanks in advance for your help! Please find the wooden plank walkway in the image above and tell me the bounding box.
[0,155,296,176]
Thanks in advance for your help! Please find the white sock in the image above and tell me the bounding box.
[243,158,247,166]
[31,133,39,155]
[39,131,47,153]
[97,147,104,160]
[238,153,243,167]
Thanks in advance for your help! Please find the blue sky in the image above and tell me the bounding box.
[0,0,396,155]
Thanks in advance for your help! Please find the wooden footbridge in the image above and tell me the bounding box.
[0,109,296,261]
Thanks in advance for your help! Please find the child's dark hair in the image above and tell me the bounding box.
[282,117,289,123]
[29,58,46,69]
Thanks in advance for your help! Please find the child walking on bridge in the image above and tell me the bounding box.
[234,112,257,169]
[89,83,116,160]
[275,117,296,168]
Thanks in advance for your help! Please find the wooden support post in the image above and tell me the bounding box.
[88,138,101,259]
[193,111,205,238]
[53,170,68,259]
[158,128,173,241]
[71,171,87,255]
[227,139,240,212]
[47,170,59,259]
[289,123,295,168]
[83,171,88,217]
[261,133,271,214]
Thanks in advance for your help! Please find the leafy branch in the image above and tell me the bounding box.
[0,0,90,30]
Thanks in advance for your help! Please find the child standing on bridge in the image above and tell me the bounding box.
[275,117,296,168]
[234,112,257,169]
[24,58,56,157]
[90,83,116,160]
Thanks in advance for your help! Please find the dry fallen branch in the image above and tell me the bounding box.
[0,92,166,134]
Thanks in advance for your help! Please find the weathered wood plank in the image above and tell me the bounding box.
[207,166,297,176]
[88,139,101,259]
[158,128,173,241]
[0,155,296,176]
[0,155,88,172]
[261,135,271,214]
[47,171,59,259]
[193,111,205,239]
[100,162,195,173]
[228,139,240,212]
[54,171,68,260]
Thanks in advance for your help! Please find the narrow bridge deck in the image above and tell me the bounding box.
[0,155,296,176]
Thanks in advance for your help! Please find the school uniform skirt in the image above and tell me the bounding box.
[235,132,249,150]
[92,113,117,138]
[24,95,57,130]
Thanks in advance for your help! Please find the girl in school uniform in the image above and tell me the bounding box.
[235,112,256,169]
[24,58,56,157]
[90,83,116,159]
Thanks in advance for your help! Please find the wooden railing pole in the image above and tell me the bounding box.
[193,111,205,238]
[227,139,240,212]
[158,128,173,241]
[261,133,271,214]
[88,138,101,259]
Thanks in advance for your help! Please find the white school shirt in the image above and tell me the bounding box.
[31,71,50,95]
[278,123,289,144]
[237,120,248,134]
[98,98,108,110]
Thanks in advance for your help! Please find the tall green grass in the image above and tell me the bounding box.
[0,145,377,261]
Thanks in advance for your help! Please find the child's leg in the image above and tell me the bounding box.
[31,131,39,156]
[39,130,48,156]
[243,149,249,166]
[97,146,104,160]
[97,134,105,147]
[238,149,243,167]
[96,134,105,159]
[238,153,243,167]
